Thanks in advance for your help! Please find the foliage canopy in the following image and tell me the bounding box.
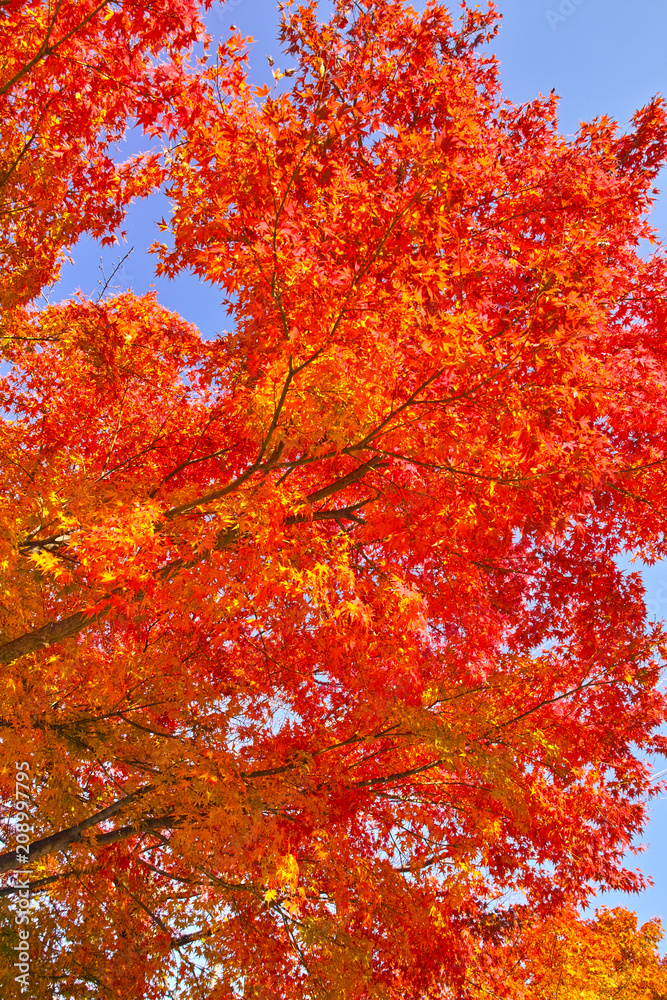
[1,1,667,997]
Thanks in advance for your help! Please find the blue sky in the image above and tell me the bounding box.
[55,0,667,933]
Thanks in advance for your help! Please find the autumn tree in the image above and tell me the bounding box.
[468,906,667,1000]
[0,0,216,313]
[1,1,667,997]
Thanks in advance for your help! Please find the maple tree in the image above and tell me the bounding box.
[469,906,667,1000]
[0,0,211,312]
[1,0,667,997]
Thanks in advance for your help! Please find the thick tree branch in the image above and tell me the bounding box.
[0,785,153,874]
[0,603,112,665]
[0,870,78,897]
[0,524,241,665]
[171,929,211,949]
[306,454,385,503]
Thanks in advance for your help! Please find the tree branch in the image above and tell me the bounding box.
[306,454,385,503]
[0,785,153,874]
[0,603,112,665]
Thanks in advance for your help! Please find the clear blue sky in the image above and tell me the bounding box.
[56,0,667,934]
